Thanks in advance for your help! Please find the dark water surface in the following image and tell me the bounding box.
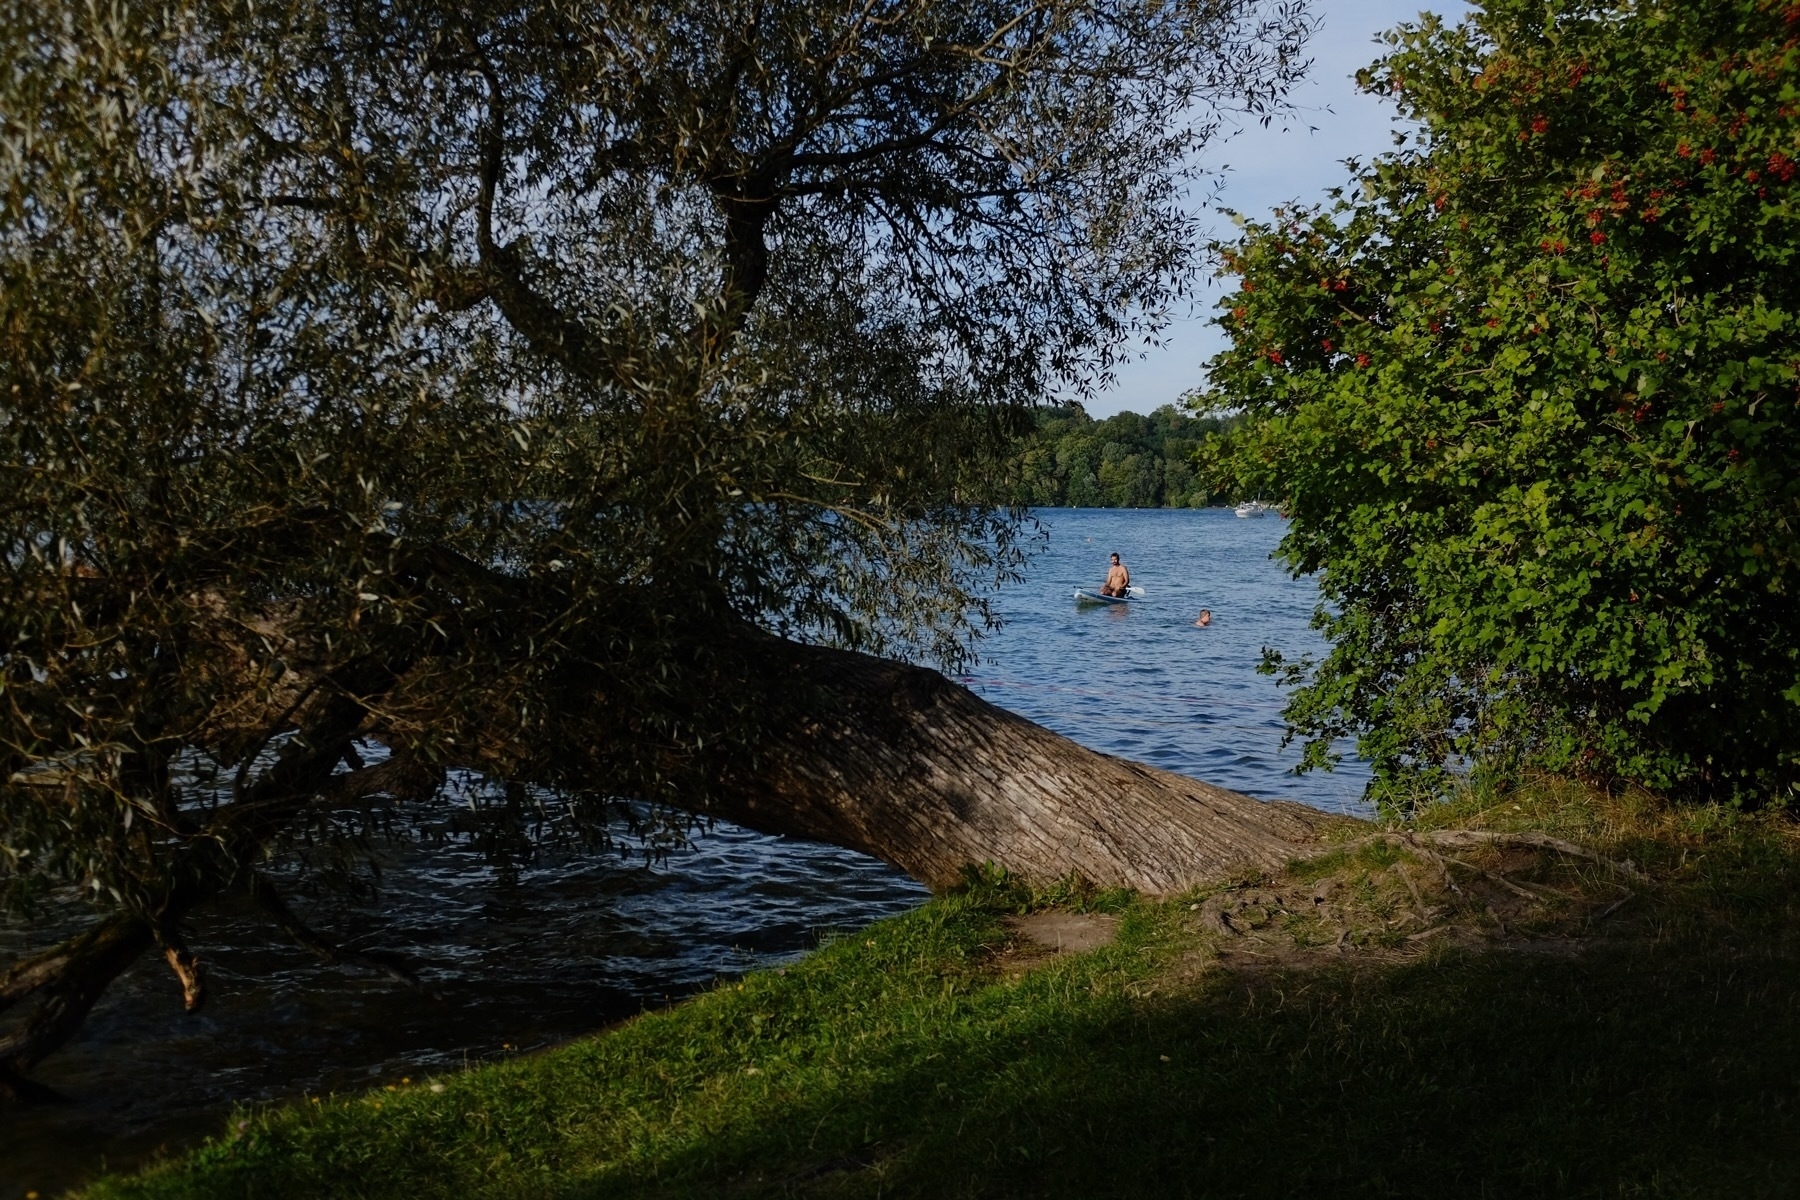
[2,832,921,1198]
[3,508,1363,1197]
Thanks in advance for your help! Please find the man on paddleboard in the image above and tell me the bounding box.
[1100,553,1130,597]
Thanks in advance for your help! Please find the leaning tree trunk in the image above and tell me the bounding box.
[684,635,1350,895]
[0,630,1353,1101]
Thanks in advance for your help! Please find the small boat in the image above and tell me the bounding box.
[1234,500,1271,518]
[1074,586,1146,605]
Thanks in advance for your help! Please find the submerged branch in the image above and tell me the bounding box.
[248,872,432,994]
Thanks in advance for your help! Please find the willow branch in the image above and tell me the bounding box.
[248,872,430,992]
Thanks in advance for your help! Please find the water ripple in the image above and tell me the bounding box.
[968,508,1369,815]
[3,508,1366,1197]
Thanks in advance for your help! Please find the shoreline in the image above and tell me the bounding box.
[79,783,1800,1199]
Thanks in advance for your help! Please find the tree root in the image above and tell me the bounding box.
[1189,822,1654,972]
[1199,889,1288,937]
[1415,829,1651,884]
[1332,829,1648,884]
[1440,852,1541,901]
[1394,862,1431,920]
[1317,828,1645,929]
[1591,893,1637,923]
[1337,833,1526,903]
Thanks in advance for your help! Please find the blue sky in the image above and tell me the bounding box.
[1085,0,1472,416]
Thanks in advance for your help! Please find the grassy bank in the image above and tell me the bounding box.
[87,785,1800,1199]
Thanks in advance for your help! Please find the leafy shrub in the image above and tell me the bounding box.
[1199,0,1800,807]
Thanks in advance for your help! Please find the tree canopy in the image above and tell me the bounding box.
[1010,405,1235,508]
[0,0,1314,1088]
[1199,0,1800,807]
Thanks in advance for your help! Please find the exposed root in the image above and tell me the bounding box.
[1395,863,1430,919]
[1333,832,1535,905]
[1324,828,1647,910]
[1199,889,1287,937]
[1591,893,1637,923]
[1440,853,1541,901]
[1187,820,1664,975]
[1416,830,1651,884]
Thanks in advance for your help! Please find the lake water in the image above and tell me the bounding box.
[965,508,1369,814]
[1,508,1365,1197]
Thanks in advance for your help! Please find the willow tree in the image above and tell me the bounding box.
[0,0,1328,1095]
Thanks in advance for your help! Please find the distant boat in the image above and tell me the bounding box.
[1234,500,1271,518]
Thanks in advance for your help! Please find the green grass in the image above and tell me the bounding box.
[86,791,1800,1199]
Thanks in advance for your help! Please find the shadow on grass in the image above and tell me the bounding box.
[93,829,1800,1200]
[616,938,1800,1200]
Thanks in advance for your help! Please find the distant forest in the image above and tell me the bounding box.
[1011,404,1236,508]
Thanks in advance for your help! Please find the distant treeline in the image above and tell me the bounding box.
[1011,404,1236,508]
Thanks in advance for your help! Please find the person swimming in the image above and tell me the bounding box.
[1100,553,1130,597]
[1193,608,1212,627]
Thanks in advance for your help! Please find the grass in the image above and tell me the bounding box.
[85,784,1800,1199]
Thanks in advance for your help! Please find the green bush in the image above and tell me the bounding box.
[1199,0,1800,807]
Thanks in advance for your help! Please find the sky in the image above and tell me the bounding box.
[1084,0,1472,417]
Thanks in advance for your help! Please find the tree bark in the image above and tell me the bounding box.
[0,916,154,1101]
[689,635,1352,895]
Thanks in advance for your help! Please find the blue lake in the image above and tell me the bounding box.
[966,507,1368,816]
[3,507,1365,1197]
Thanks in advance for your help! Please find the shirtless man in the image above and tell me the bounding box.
[1100,553,1130,597]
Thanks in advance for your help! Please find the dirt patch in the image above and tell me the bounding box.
[1006,911,1121,955]
[1180,834,1649,976]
